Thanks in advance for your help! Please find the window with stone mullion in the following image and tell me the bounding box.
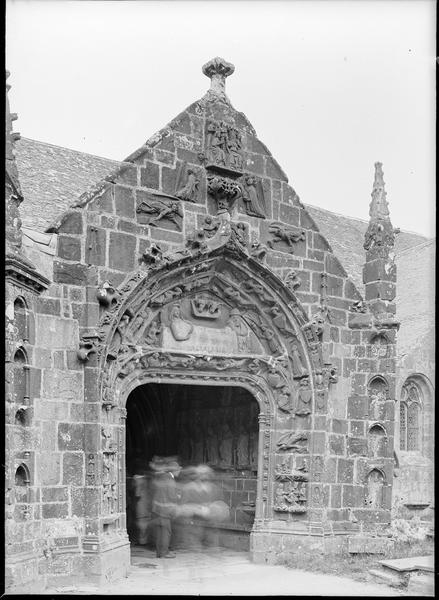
[399,402,407,451]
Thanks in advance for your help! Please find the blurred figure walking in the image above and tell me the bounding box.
[149,456,181,558]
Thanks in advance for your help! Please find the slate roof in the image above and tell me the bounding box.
[15,137,120,232]
[306,205,428,291]
[15,137,431,294]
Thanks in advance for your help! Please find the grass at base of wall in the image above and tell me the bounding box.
[280,538,434,584]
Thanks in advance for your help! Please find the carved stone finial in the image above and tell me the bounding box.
[369,162,390,221]
[202,57,235,94]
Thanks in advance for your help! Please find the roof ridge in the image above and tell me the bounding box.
[396,237,436,256]
[19,136,122,164]
[305,202,430,239]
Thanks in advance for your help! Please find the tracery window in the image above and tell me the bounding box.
[400,380,422,451]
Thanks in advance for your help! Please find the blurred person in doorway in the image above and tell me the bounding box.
[149,455,181,558]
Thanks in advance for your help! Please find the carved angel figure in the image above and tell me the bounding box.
[242,176,265,218]
[175,168,200,203]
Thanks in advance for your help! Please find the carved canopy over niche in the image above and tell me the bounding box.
[90,244,330,416]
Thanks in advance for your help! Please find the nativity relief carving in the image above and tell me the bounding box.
[205,119,244,175]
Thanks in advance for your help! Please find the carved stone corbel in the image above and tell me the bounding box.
[77,331,101,362]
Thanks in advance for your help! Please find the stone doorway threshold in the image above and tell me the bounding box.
[43,545,403,596]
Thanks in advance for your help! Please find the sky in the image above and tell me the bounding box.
[6,0,436,237]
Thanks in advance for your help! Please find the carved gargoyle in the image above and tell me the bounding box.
[77,331,101,362]
[96,281,120,308]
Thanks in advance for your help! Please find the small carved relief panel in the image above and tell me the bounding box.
[159,297,264,355]
[174,164,202,203]
[205,119,243,176]
[266,222,306,254]
[136,194,183,231]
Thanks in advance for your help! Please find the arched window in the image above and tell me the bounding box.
[14,297,29,343]
[400,380,422,451]
[13,348,29,405]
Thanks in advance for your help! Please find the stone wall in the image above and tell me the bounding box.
[393,240,435,519]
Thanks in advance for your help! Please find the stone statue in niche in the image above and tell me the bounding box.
[290,341,308,379]
[169,303,194,341]
[226,308,249,352]
[175,167,200,203]
[276,430,309,452]
[136,196,183,230]
[295,378,312,415]
[285,269,302,292]
[191,295,221,319]
[107,310,133,360]
[365,469,385,509]
[241,176,266,218]
[369,334,389,358]
[102,453,117,514]
[218,417,234,470]
[368,378,388,420]
[267,223,306,252]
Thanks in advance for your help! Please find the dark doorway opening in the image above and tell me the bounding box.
[126,383,259,552]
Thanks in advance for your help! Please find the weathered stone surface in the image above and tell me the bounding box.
[62,452,84,485]
[38,453,61,485]
[42,370,82,400]
[57,236,82,262]
[58,423,84,451]
[53,261,88,286]
[114,185,135,219]
[108,232,136,271]
[35,315,79,349]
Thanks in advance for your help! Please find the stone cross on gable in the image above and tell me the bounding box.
[202,57,235,94]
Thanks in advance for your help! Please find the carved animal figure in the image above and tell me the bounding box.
[267,225,305,250]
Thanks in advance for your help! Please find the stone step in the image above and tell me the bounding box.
[369,568,406,588]
[379,555,434,573]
